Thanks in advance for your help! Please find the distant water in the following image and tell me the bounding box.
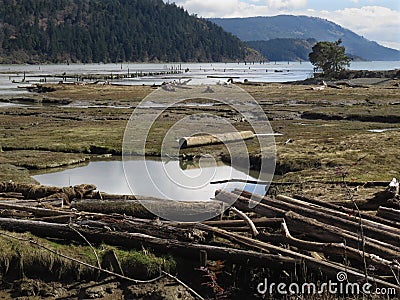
[0,61,399,96]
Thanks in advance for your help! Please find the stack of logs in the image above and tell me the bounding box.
[0,181,399,295]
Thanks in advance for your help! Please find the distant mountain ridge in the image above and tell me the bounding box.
[211,15,400,61]
[0,0,253,63]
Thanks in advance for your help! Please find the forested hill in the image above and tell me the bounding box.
[0,0,253,63]
[247,38,317,62]
[211,16,400,61]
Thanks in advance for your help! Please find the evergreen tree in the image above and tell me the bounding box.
[309,39,351,77]
[0,0,249,63]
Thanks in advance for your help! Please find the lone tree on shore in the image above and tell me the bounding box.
[309,39,351,78]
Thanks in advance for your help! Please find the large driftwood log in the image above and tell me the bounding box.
[377,207,400,222]
[0,202,73,217]
[0,217,296,268]
[71,199,225,221]
[192,223,400,289]
[71,200,155,218]
[274,194,400,236]
[293,194,400,229]
[0,182,96,203]
[215,190,400,260]
[230,190,400,246]
[179,131,254,148]
[259,220,399,275]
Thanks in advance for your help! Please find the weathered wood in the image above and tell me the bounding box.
[215,190,400,260]
[71,199,225,221]
[231,190,400,246]
[330,189,398,210]
[76,218,206,243]
[0,192,24,199]
[0,217,297,268]
[71,199,155,218]
[260,219,399,274]
[377,207,400,222]
[0,202,73,217]
[284,211,400,260]
[275,194,400,236]
[202,217,282,228]
[0,182,96,203]
[230,207,259,237]
[193,223,400,289]
[179,131,254,148]
[293,194,400,229]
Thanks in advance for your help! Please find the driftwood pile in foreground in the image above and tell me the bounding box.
[0,181,399,296]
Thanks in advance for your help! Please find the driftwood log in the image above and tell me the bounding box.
[179,131,254,148]
[215,190,400,260]
[0,217,296,268]
[231,190,400,246]
[71,199,226,221]
[377,206,400,222]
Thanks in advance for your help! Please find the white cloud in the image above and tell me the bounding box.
[304,6,400,49]
[173,0,307,17]
[171,1,400,50]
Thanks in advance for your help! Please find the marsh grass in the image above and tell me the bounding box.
[0,230,176,282]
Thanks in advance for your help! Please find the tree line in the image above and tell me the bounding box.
[0,0,247,63]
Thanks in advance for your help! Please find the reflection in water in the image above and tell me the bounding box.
[32,159,266,200]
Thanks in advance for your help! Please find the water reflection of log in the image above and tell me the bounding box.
[179,159,225,170]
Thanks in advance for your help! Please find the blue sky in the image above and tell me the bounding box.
[172,0,400,50]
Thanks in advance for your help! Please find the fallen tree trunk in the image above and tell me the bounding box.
[71,199,226,221]
[215,190,400,260]
[259,219,399,274]
[230,190,400,246]
[377,207,400,222]
[0,217,296,269]
[192,223,400,289]
[293,194,400,229]
[0,202,73,217]
[179,131,254,148]
[71,200,155,218]
[0,182,96,203]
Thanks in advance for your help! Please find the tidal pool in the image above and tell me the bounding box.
[32,158,266,201]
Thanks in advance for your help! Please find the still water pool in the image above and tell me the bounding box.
[32,159,266,201]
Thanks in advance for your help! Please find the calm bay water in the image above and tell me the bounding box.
[1,61,399,96]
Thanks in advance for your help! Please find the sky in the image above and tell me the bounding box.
[170,0,400,50]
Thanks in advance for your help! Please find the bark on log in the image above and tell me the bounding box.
[377,207,400,222]
[76,219,206,243]
[0,182,96,203]
[71,200,155,218]
[0,202,73,217]
[179,131,254,148]
[71,199,225,221]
